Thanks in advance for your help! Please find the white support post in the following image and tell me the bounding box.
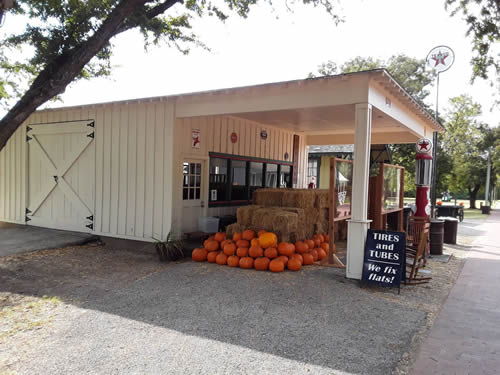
[347,103,373,279]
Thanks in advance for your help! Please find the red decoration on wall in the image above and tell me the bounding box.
[231,132,238,143]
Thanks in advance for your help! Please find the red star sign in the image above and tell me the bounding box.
[418,140,430,151]
[416,138,432,153]
[432,51,449,67]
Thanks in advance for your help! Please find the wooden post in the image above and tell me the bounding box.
[373,163,384,230]
[325,157,344,267]
[399,167,405,231]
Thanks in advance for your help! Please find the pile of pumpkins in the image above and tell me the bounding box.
[191,229,330,272]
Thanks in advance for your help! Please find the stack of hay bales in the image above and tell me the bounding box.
[226,189,330,242]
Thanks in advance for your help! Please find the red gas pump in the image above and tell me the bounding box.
[415,138,433,218]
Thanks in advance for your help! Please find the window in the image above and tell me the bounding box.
[279,165,292,188]
[183,162,201,200]
[209,158,228,202]
[249,162,264,197]
[231,160,247,200]
[266,164,278,187]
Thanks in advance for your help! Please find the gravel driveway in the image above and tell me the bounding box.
[0,241,463,375]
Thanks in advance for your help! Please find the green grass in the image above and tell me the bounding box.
[404,197,494,210]
[463,208,487,220]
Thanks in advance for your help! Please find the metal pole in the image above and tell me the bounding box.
[430,72,440,218]
[485,149,491,206]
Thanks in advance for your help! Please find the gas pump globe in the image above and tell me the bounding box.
[415,138,433,217]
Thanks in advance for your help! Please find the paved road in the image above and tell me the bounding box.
[0,223,96,256]
[412,208,500,375]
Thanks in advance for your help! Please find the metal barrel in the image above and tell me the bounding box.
[443,217,458,245]
[430,219,444,255]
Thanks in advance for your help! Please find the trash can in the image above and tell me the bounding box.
[441,217,458,245]
[430,219,444,255]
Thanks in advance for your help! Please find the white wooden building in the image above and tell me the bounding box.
[0,69,441,279]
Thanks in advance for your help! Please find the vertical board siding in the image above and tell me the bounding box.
[0,125,25,223]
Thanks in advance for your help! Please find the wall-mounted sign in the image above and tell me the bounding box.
[260,130,268,140]
[231,132,238,144]
[211,189,217,201]
[416,138,432,154]
[192,129,200,149]
[284,152,289,160]
[361,229,406,291]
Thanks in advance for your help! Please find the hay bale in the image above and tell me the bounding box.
[253,189,284,207]
[237,205,261,226]
[251,207,283,231]
[225,223,246,237]
[282,189,317,209]
[272,211,298,241]
[315,190,329,209]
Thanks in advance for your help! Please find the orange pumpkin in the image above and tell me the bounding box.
[233,232,242,242]
[192,248,208,262]
[303,253,314,265]
[277,255,289,267]
[220,239,232,250]
[264,247,278,259]
[250,238,260,247]
[323,234,329,243]
[291,253,303,264]
[207,251,219,263]
[305,239,315,250]
[242,229,256,241]
[269,258,285,272]
[249,245,264,258]
[227,255,240,267]
[216,252,228,265]
[236,247,249,257]
[236,239,250,248]
[259,232,278,249]
[315,234,325,243]
[320,242,329,253]
[223,243,236,256]
[295,241,309,254]
[287,258,302,271]
[203,236,215,247]
[239,256,254,269]
[205,240,220,252]
[313,237,322,247]
[257,229,267,237]
[278,242,295,257]
[254,257,270,271]
[317,248,327,260]
[311,249,319,262]
[214,232,226,242]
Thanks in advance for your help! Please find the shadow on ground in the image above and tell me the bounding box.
[0,243,425,375]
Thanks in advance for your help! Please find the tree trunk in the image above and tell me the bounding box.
[469,184,481,209]
[0,0,151,151]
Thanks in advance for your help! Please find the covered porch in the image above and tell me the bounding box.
[175,69,441,279]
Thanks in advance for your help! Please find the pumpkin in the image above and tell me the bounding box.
[250,238,260,247]
[322,234,329,243]
[277,255,289,267]
[264,247,278,259]
[305,239,315,250]
[291,253,303,264]
[315,234,324,243]
[223,243,236,256]
[287,258,302,271]
[254,257,270,271]
[192,248,208,262]
[269,258,285,272]
[236,247,249,257]
[313,237,322,247]
[249,245,264,258]
[311,249,319,262]
[259,232,278,249]
[303,253,314,265]
[227,255,240,267]
[236,239,250,248]
[203,236,215,247]
[233,232,242,242]
[295,241,309,254]
[257,229,267,237]
[320,243,329,253]
[214,232,226,242]
[317,248,327,260]
[205,240,220,252]
[278,242,295,257]
[207,251,219,263]
[242,229,256,241]
[220,239,232,250]
[239,256,254,269]
[216,252,228,265]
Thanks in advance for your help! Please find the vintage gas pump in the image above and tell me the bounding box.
[415,138,433,218]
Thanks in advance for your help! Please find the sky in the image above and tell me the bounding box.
[2,0,499,126]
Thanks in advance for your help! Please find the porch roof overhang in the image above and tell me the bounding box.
[175,69,442,145]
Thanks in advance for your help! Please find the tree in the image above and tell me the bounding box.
[441,95,497,208]
[445,0,500,82]
[0,0,342,151]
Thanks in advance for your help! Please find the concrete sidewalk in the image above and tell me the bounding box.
[412,209,500,375]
